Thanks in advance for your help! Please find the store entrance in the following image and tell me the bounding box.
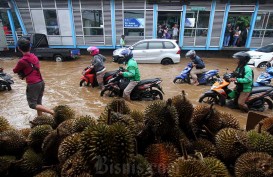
[224,12,252,47]
[157,11,181,38]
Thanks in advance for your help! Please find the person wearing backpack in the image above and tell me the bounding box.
[87,46,107,89]
[13,38,54,116]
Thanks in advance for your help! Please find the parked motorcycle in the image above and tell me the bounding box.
[79,66,118,87]
[100,67,164,101]
[173,62,220,85]
[254,64,273,87]
[199,70,273,111]
[0,68,14,91]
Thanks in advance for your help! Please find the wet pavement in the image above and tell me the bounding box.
[0,55,272,129]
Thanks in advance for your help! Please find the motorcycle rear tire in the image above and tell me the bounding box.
[100,88,119,97]
[264,98,273,110]
[199,94,220,105]
[150,90,163,100]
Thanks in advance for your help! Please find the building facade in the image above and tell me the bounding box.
[0,0,272,50]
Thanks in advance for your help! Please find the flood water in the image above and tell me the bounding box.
[0,55,272,129]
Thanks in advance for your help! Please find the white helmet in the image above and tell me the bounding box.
[185,50,196,58]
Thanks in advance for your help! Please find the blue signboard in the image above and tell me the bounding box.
[124,18,144,28]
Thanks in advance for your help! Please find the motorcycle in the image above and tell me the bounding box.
[173,62,220,85]
[0,68,14,91]
[253,64,273,87]
[79,66,118,87]
[100,67,164,101]
[198,70,273,111]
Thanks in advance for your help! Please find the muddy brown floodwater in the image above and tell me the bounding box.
[0,55,272,129]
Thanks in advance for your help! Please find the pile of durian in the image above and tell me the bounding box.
[1,90,273,177]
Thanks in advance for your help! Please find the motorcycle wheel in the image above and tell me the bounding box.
[6,84,11,91]
[80,79,90,87]
[150,90,163,100]
[264,98,273,110]
[199,94,219,105]
[100,88,119,97]
[173,77,190,84]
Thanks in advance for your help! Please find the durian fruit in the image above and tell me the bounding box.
[30,115,57,129]
[219,111,241,130]
[53,105,75,125]
[17,148,44,177]
[202,157,230,177]
[71,115,96,133]
[246,130,273,156]
[168,157,211,177]
[191,139,216,157]
[56,119,75,139]
[215,128,248,164]
[0,130,27,156]
[145,143,180,176]
[255,117,273,135]
[130,109,145,124]
[143,99,179,138]
[171,91,194,132]
[34,169,59,177]
[61,152,91,177]
[128,154,153,177]
[0,155,16,176]
[190,105,222,139]
[19,128,32,138]
[58,133,82,164]
[235,152,273,177]
[27,125,53,152]
[100,98,131,119]
[0,116,12,132]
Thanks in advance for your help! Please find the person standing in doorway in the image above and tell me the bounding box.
[13,38,54,116]
[120,34,126,48]
[241,25,250,47]
[224,23,232,47]
[172,23,179,41]
[233,26,241,47]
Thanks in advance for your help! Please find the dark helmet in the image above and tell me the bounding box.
[232,51,251,66]
[120,48,133,63]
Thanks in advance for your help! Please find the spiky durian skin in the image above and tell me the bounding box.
[56,119,75,139]
[255,117,273,135]
[235,152,273,177]
[215,128,248,164]
[0,116,12,133]
[19,128,31,138]
[53,105,75,125]
[99,99,131,120]
[246,130,273,156]
[0,155,16,175]
[128,154,153,177]
[18,148,44,176]
[219,112,241,130]
[191,105,222,137]
[28,125,53,151]
[71,115,96,133]
[0,130,27,156]
[34,169,59,177]
[130,110,145,124]
[58,133,82,164]
[30,115,57,129]
[191,139,216,157]
[168,158,211,177]
[145,143,180,175]
[171,94,194,130]
[61,152,91,177]
[144,101,179,138]
[202,157,230,177]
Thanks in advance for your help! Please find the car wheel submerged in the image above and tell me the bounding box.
[54,55,64,62]
[161,58,173,65]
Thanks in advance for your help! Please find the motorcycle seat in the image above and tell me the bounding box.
[104,71,116,78]
[137,78,161,85]
[251,86,273,94]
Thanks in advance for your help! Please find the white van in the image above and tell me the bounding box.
[0,20,8,51]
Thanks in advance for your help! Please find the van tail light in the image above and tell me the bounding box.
[176,49,181,54]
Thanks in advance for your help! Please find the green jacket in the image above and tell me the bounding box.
[235,65,253,92]
[122,58,140,81]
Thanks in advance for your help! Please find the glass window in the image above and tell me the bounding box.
[44,10,59,35]
[82,10,103,35]
[256,44,273,52]
[124,10,144,36]
[185,11,210,37]
[164,41,175,49]
[149,42,163,49]
[133,42,147,50]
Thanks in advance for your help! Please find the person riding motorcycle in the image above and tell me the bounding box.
[119,48,141,101]
[87,46,106,89]
[229,52,253,112]
[185,50,206,85]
